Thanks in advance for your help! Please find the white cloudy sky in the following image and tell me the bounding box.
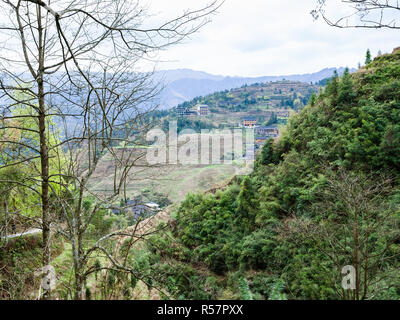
[144,0,400,77]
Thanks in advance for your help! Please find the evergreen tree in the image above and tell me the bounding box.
[259,139,278,165]
[309,93,317,106]
[338,67,356,104]
[325,70,339,105]
[236,176,257,232]
[365,49,372,65]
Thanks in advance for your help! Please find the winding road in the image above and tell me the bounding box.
[1,228,42,240]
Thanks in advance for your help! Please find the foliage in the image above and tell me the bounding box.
[238,277,253,300]
[366,49,372,65]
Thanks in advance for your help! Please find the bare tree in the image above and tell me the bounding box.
[312,0,400,29]
[0,0,223,299]
[281,169,400,300]
[50,57,167,300]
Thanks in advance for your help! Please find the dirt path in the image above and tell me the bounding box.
[1,228,42,240]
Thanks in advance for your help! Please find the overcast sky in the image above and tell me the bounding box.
[144,0,400,77]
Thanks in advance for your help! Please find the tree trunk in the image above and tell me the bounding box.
[37,5,51,300]
[74,271,84,300]
[353,209,360,300]
[73,178,86,300]
[3,199,8,244]
[71,230,82,300]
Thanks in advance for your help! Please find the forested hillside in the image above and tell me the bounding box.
[175,81,319,113]
[138,48,400,300]
[153,81,320,133]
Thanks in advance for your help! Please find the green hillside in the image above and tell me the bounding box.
[158,81,320,131]
[137,48,400,300]
[176,80,319,112]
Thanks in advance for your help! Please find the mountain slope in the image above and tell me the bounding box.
[156,67,355,109]
[152,80,320,134]
[175,80,319,113]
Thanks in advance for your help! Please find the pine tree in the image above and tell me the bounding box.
[309,93,317,106]
[331,70,339,95]
[259,139,277,165]
[325,70,339,105]
[365,49,372,65]
[338,68,356,104]
[236,176,257,232]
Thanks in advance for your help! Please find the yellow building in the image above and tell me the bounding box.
[242,117,257,128]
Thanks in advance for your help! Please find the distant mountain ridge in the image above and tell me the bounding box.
[156,67,356,109]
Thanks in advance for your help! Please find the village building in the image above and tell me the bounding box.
[177,104,209,116]
[256,126,279,138]
[110,200,160,219]
[177,107,198,116]
[177,107,186,116]
[196,104,209,116]
[186,110,198,116]
[242,117,257,128]
[275,109,291,118]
